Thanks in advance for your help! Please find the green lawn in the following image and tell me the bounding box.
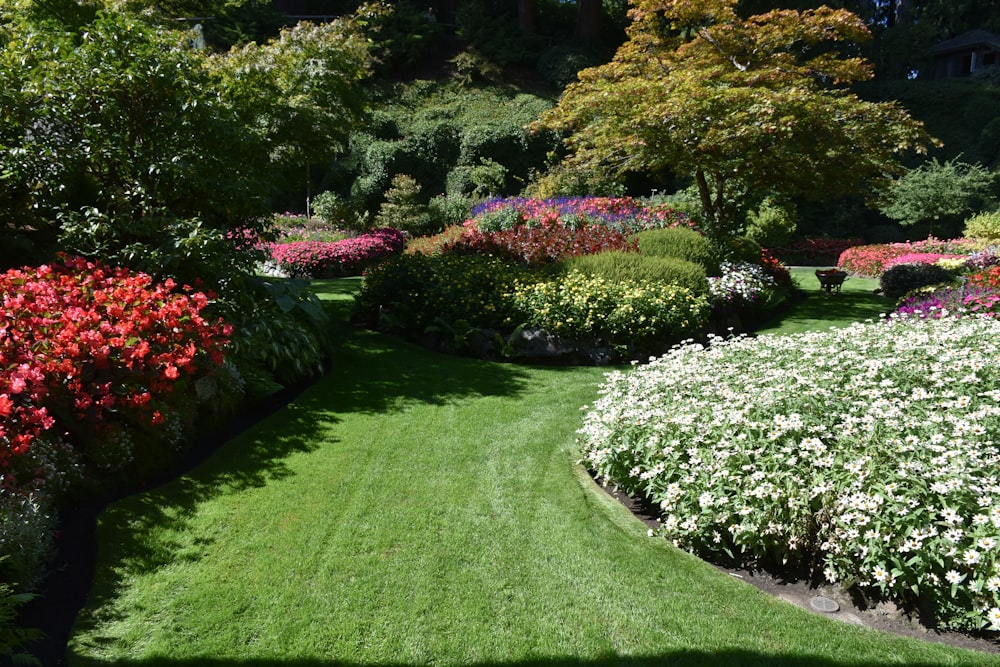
[756,267,890,335]
[65,277,999,666]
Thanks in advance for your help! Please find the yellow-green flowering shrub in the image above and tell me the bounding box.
[507,271,710,347]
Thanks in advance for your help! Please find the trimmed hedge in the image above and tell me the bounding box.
[556,251,708,296]
[634,227,720,275]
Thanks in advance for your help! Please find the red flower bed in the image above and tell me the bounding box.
[269,228,405,278]
[443,219,637,267]
[1,256,231,483]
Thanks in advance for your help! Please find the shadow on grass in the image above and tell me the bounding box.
[758,289,894,335]
[27,322,535,667]
[64,651,986,667]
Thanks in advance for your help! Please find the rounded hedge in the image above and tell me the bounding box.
[634,227,720,275]
[556,251,708,296]
[879,262,955,300]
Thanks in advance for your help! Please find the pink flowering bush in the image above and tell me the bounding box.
[839,238,988,277]
[269,228,405,278]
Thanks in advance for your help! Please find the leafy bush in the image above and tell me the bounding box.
[744,198,797,249]
[537,44,602,88]
[426,194,473,231]
[506,272,710,348]
[879,158,997,237]
[964,210,1000,240]
[226,278,329,392]
[268,228,405,279]
[879,262,956,299]
[353,254,529,334]
[557,251,708,296]
[723,237,763,264]
[311,191,352,226]
[634,227,719,275]
[374,175,434,236]
[405,225,467,257]
[577,316,1000,632]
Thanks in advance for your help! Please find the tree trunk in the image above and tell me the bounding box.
[575,0,601,41]
[518,0,535,33]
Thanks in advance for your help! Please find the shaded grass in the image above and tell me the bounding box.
[756,268,892,336]
[64,278,999,666]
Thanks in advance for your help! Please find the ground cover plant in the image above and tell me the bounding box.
[61,280,1000,665]
[578,315,1000,632]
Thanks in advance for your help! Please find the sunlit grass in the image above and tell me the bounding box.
[65,278,999,666]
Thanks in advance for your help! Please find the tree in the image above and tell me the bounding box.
[531,0,934,245]
[879,158,997,237]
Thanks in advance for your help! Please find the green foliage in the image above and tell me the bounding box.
[507,271,710,347]
[449,48,504,86]
[337,81,559,209]
[537,44,603,89]
[532,0,933,245]
[226,278,330,392]
[426,194,473,231]
[0,566,41,666]
[744,198,797,249]
[375,174,433,235]
[557,251,708,296]
[964,210,1000,240]
[353,253,529,334]
[879,158,997,237]
[879,262,955,300]
[363,0,443,72]
[634,227,719,275]
[311,191,351,226]
[724,237,763,264]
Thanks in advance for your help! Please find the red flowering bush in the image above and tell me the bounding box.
[1,256,233,476]
[1,256,236,587]
[443,219,637,267]
[269,228,405,278]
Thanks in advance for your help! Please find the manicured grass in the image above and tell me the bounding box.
[756,267,891,335]
[65,278,999,666]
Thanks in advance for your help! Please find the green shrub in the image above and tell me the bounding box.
[634,227,719,275]
[537,44,602,88]
[879,262,955,300]
[558,251,708,296]
[311,191,350,225]
[507,271,710,347]
[744,198,797,249]
[375,174,434,236]
[724,236,763,264]
[964,210,1000,240]
[353,253,529,334]
[426,194,473,230]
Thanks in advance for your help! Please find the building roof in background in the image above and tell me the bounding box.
[931,29,1000,56]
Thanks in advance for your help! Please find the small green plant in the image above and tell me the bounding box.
[557,251,708,296]
[964,210,1000,240]
[634,227,719,275]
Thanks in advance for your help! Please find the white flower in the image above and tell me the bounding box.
[987,577,1000,592]
[988,607,1000,630]
[963,549,982,565]
[945,570,965,585]
[977,537,997,551]
[872,565,889,583]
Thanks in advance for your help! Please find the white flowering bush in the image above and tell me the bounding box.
[707,261,777,309]
[578,316,1000,631]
